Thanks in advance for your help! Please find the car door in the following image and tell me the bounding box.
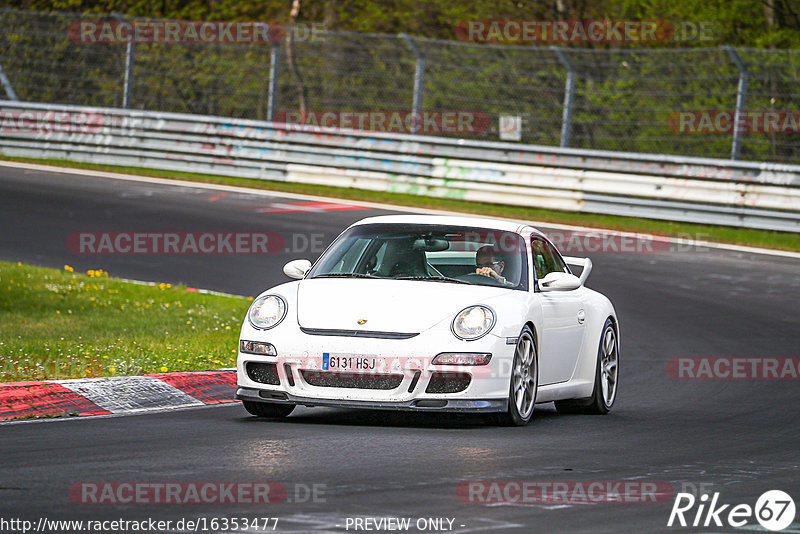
[532,236,586,385]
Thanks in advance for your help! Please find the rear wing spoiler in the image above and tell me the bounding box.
[563,256,592,286]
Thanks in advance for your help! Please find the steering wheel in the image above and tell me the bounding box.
[457,272,506,286]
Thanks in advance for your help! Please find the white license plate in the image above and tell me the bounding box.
[322,353,383,372]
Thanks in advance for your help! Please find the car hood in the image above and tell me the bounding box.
[296,278,509,333]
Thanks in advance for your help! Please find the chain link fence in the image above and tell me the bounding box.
[1,9,799,163]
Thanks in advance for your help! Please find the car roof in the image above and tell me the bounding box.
[350,214,534,234]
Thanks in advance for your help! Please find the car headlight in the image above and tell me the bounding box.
[248,295,287,330]
[432,352,492,365]
[452,305,495,340]
[240,340,277,356]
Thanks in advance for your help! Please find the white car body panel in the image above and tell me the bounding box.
[236,214,618,413]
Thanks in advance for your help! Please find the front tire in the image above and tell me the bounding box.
[555,318,618,415]
[242,400,295,418]
[490,326,537,426]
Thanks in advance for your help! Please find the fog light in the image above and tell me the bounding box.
[432,352,491,366]
[239,340,277,356]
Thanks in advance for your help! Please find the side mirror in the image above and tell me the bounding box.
[563,256,592,285]
[283,259,312,280]
[539,271,582,292]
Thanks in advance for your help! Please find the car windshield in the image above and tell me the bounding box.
[307,223,528,290]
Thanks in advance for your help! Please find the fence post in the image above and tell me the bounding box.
[724,46,748,160]
[399,33,425,134]
[0,61,19,101]
[112,14,135,109]
[122,41,135,108]
[267,43,280,121]
[551,46,575,148]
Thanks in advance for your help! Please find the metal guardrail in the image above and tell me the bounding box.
[1,100,799,232]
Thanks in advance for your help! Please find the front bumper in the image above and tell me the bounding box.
[237,319,515,409]
[236,387,507,413]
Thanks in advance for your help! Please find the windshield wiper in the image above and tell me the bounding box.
[395,276,469,285]
[313,273,380,279]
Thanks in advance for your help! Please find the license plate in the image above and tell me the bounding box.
[322,353,382,372]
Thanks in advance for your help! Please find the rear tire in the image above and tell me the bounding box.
[489,326,537,426]
[555,318,618,415]
[242,400,295,418]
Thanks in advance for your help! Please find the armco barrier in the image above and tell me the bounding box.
[1,100,799,232]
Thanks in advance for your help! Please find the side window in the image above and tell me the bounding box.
[548,241,569,274]
[530,237,568,279]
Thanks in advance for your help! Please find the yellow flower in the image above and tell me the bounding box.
[103,355,108,359]
[186,321,191,325]
[160,366,168,372]
[108,366,116,373]
[225,326,231,330]
[64,265,74,272]
[56,310,61,314]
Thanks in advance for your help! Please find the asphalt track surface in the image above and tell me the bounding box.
[1,165,799,533]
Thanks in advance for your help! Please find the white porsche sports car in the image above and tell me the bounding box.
[236,215,619,426]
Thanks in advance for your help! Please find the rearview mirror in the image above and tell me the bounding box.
[539,272,582,292]
[412,237,449,252]
[283,259,312,280]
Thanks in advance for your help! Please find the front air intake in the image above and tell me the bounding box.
[425,372,471,394]
[300,370,403,390]
[246,362,280,385]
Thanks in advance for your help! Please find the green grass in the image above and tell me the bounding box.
[0,261,249,382]
[3,156,800,252]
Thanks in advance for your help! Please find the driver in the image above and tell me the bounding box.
[475,245,512,285]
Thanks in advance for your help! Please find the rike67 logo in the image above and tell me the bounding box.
[668,490,796,531]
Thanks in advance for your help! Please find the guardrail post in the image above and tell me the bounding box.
[551,46,576,148]
[724,46,749,160]
[267,43,280,121]
[399,33,425,134]
[0,61,19,101]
